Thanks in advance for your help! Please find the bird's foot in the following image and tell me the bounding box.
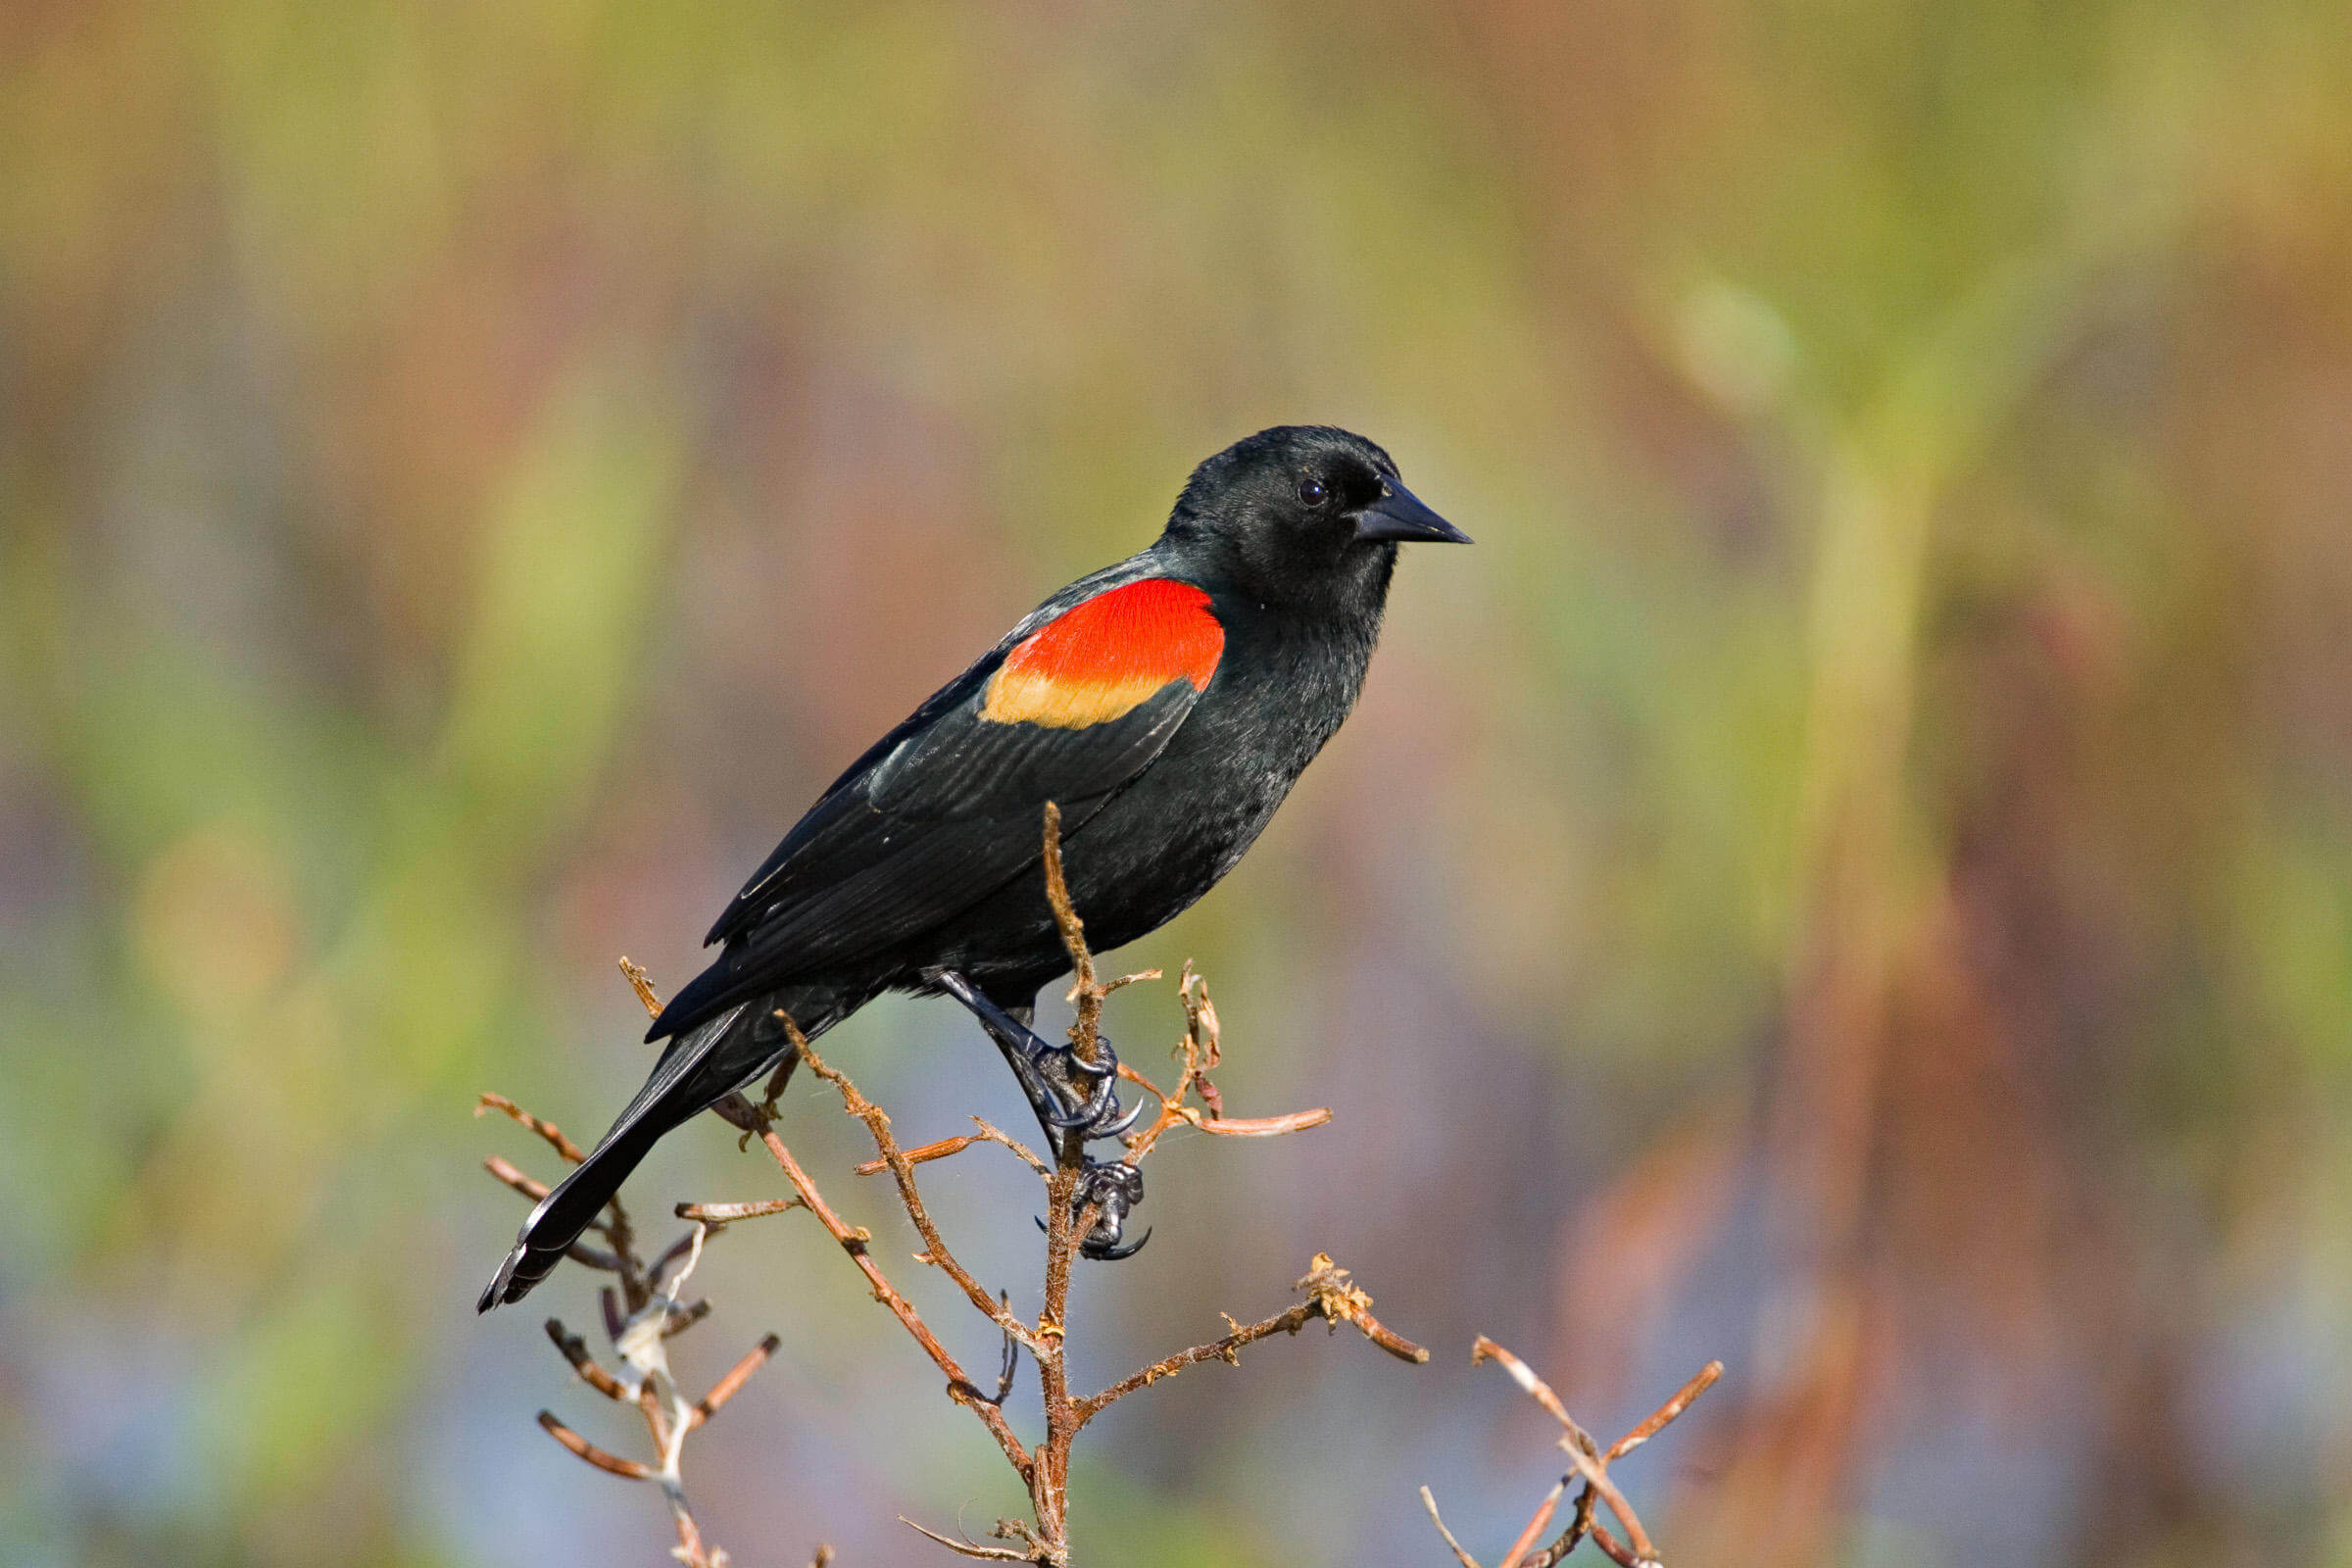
[1037,1159,1150,1260]
[1077,1159,1149,1259]
[935,971,1141,1145]
[937,971,1152,1259]
[1038,1034,1147,1141]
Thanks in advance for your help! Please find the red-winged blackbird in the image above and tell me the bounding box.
[479,425,1466,1309]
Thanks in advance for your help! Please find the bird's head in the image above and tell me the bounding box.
[1163,425,1468,614]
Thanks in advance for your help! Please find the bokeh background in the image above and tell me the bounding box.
[7,2,2352,1564]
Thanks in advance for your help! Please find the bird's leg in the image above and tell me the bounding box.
[933,972,1151,1260]
[931,973,1139,1139]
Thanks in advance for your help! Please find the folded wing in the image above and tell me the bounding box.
[649,576,1224,1039]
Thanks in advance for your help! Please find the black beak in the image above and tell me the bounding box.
[1352,478,1471,545]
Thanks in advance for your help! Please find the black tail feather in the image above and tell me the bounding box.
[476,1116,666,1310]
[477,993,825,1312]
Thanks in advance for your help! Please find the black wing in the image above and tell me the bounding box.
[649,568,1215,1039]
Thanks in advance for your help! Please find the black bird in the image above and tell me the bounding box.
[479,425,1466,1310]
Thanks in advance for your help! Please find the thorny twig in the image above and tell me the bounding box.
[1420,1346,1723,1568]
[486,807,1426,1565]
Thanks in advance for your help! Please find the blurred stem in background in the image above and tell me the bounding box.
[1695,240,2128,1567]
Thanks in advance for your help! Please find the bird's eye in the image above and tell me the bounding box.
[1297,476,1328,507]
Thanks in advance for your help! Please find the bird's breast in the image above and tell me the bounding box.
[1050,612,1379,941]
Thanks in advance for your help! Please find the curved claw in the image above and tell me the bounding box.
[1068,1070,1130,1137]
[1065,1033,1119,1085]
[1082,1225,1152,1261]
[1034,1212,1152,1259]
[1093,1090,1149,1140]
[1037,1087,1103,1131]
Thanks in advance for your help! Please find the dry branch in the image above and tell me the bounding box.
[1421,1345,1722,1568]
[484,807,1427,1566]
[1075,1253,1425,1425]
[476,981,809,1567]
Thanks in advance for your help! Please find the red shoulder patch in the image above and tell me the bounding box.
[981,578,1224,729]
